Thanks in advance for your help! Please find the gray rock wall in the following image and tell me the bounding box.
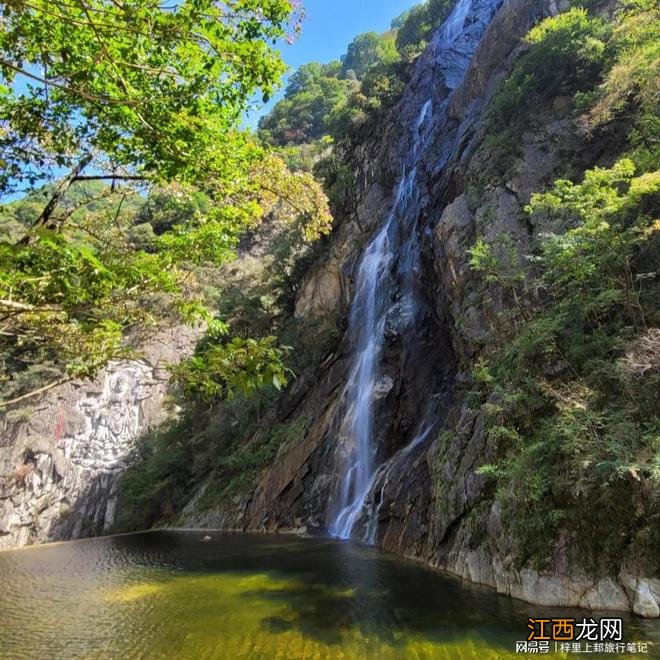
[0,325,199,548]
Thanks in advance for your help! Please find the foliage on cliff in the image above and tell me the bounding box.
[0,0,332,406]
[394,0,456,56]
[471,161,659,568]
[485,1,658,174]
[258,0,454,149]
[115,208,341,529]
[469,0,660,570]
[257,30,402,147]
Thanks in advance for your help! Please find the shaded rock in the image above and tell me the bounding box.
[0,324,200,549]
[295,263,343,318]
[633,580,660,619]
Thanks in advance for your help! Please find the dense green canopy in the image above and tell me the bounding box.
[0,0,332,406]
[0,0,299,195]
[257,0,458,149]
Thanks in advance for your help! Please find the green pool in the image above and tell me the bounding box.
[0,530,657,658]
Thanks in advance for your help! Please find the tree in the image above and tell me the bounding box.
[0,0,332,406]
[0,0,302,198]
[340,32,398,79]
[170,335,294,404]
[257,30,402,148]
[395,0,455,56]
[258,62,357,145]
[284,62,328,97]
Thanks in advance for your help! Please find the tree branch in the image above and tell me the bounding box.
[51,187,116,223]
[0,58,142,106]
[0,377,73,409]
[72,174,147,182]
[259,184,308,217]
[20,153,95,240]
[0,299,39,312]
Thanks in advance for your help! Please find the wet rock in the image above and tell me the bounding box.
[579,578,630,612]
[373,376,394,399]
[633,580,660,619]
[305,521,328,537]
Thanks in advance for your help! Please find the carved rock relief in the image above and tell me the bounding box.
[0,325,199,548]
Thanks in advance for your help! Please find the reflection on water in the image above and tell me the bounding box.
[0,531,657,659]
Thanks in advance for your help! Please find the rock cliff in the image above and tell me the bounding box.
[0,325,198,548]
[180,0,660,617]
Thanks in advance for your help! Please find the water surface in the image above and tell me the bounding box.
[0,531,657,659]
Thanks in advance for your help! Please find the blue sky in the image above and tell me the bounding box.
[245,0,418,127]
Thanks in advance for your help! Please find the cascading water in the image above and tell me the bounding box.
[330,0,502,540]
[442,0,474,45]
[329,221,393,538]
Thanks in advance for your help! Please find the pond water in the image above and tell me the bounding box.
[0,530,657,659]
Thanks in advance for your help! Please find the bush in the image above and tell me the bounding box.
[114,420,198,531]
[195,415,309,509]
[469,160,660,570]
[489,8,610,128]
[395,0,456,56]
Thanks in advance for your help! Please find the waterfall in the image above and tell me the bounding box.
[329,221,392,539]
[441,0,474,45]
[329,0,500,541]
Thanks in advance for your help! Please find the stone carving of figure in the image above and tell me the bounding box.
[104,371,139,441]
[65,361,152,469]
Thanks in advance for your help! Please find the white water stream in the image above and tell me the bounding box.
[330,0,498,540]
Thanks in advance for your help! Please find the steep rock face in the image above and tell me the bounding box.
[231,0,515,537]
[208,0,533,527]
[181,0,535,553]
[0,325,198,548]
[294,217,356,318]
[179,0,659,616]
[367,1,659,616]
